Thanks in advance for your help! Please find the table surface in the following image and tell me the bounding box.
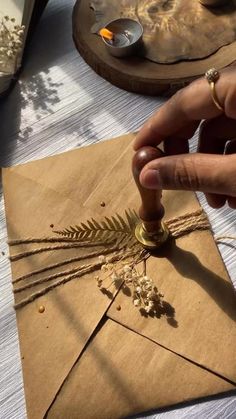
[0,1,236,418]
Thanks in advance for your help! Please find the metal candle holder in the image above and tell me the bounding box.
[101,18,143,58]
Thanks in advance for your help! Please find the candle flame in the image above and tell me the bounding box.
[99,28,114,41]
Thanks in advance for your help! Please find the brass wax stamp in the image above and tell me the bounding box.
[132,147,169,250]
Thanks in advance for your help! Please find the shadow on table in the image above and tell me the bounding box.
[127,389,236,419]
[0,0,164,167]
[153,240,236,322]
[0,71,62,166]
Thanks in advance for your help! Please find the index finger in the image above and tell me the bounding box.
[133,75,224,151]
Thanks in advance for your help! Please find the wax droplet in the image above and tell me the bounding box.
[50,224,54,228]
[100,201,106,207]
[38,305,45,313]
[116,305,121,311]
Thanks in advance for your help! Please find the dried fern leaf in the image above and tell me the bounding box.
[105,216,115,230]
[81,222,89,230]
[111,215,121,230]
[91,218,101,229]
[125,210,135,230]
[116,213,129,230]
[54,210,140,243]
[87,220,95,230]
[125,209,139,230]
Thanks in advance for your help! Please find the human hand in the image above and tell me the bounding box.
[134,67,236,208]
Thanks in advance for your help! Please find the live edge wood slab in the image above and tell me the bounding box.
[72,0,236,95]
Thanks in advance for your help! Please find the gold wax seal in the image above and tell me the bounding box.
[38,305,45,313]
[135,222,169,250]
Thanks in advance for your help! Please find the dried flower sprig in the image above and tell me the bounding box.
[0,16,25,73]
[95,255,165,315]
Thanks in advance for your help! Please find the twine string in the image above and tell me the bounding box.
[12,244,121,284]
[166,209,211,237]
[8,237,83,245]
[14,249,139,310]
[14,263,102,310]
[215,235,236,241]
[14,264,95,293]
[9,240,115,262]
[10,209,224,310]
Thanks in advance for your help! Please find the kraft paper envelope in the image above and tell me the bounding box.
[2,134,236,419]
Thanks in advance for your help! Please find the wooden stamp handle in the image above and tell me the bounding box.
[132,146,164,233]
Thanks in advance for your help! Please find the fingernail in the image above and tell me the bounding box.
[141,169,162,189]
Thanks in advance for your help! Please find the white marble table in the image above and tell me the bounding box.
[0,1,235,418]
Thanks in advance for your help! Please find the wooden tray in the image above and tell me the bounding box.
[72,0,236,95]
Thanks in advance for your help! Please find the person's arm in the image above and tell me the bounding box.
[134,66,236,209]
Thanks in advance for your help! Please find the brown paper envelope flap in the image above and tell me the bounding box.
[83,138,200,218]
[108,233,236,384]
[3,169,119,419]
[5,133,135,205]
[81,141,236,384]
[46,319,234,419]
[3,168,96,238]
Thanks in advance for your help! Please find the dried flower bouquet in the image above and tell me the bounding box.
[0,16,25,74]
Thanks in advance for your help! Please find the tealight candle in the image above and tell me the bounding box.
[100,18,143,58]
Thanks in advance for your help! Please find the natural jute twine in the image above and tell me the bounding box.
[9,209,213,310]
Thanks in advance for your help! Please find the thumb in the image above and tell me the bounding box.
[139,153,236,196]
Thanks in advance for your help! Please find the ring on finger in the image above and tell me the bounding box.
[205,68,224,112]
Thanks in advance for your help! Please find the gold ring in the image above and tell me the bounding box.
[205,68,224,112]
